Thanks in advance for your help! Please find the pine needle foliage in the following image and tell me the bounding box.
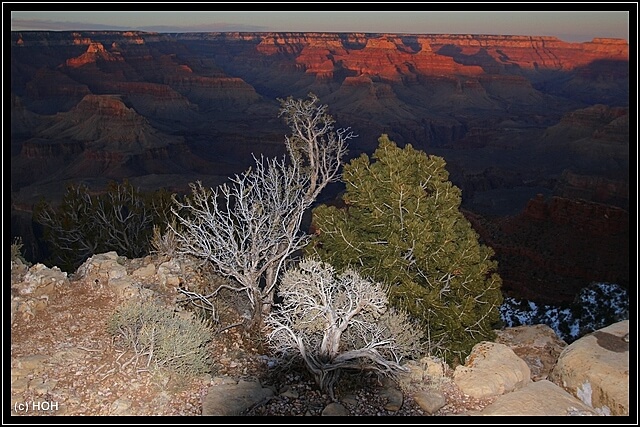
[308,135,503,363]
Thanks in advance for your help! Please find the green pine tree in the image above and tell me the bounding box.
[308,134,503,364]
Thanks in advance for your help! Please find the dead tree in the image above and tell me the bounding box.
[265,258,424,399]
[170,94,354,328]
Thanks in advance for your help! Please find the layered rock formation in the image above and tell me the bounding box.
[554,170,629,208]
[465,194,629,305]
[15,94,198,186]
[10,30,629,304]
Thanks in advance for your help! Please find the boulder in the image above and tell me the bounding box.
[412,389,446,414]
[494,324,567,380]
[453,341,531,399]
[321,402,350,416]
[550,320,629,415]
[476,380,597,415]
[202,378,274,416]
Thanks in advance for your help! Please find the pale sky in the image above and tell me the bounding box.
[9,10,631,43]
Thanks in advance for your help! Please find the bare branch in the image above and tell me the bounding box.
[265,258,425,400]
[171,94,353,327]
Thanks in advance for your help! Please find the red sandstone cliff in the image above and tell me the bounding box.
[12,31,628,80]
[65,42,124,68]
[249,33,628,83]
[10,31,630,298]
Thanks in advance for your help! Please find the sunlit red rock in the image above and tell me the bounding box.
[10,30,629,303]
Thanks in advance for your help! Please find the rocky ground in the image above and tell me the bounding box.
[10,255,496,418]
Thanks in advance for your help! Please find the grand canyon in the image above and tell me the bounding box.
[10,31,629,305]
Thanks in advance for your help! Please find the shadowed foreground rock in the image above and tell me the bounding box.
[202,378,274,416]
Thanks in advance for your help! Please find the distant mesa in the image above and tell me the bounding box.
[65,42,123,68]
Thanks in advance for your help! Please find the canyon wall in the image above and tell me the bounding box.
[10,31,629,303]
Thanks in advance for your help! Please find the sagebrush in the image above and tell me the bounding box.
[108,299,213,378]
[11,237,30,265]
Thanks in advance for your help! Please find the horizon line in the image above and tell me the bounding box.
[9,29,629,43]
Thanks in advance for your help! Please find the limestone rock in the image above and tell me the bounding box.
[550,320,629,415]
[494,324,567,380]
[379,386,403,411]
[476,380,597,415]
[397,356,447,391]
[20,263,69,296]
[322,402,349,416]
[157,259,183,287]
[132,263,156,278]
[75,251,126,285]
[11,261,70,322]
[412,389,446,414]
[453,341,531,399]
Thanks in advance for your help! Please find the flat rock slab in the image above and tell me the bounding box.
[475,380,597,416]
[202,379,274,416]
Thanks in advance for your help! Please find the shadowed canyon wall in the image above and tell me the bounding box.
[10,31,630,303]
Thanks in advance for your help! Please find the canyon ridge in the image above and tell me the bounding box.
[10,31,629,305]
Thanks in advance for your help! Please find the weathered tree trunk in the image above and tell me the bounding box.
[261,266,277,317]
[304,353,341,401]
[247,288,264,331]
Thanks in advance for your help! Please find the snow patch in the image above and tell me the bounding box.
[576,381,592,407]
[499,282,629,342]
